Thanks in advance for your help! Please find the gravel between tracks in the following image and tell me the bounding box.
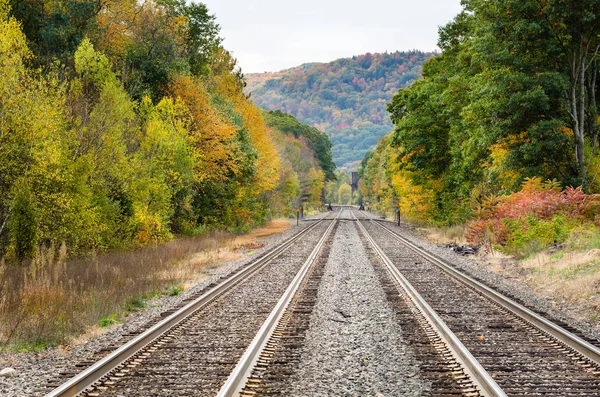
[283,218,427,396]
[0,217,324,397]
[373,216,600,341]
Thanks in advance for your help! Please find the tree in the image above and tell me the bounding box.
[182,2,222,76]
[306,168,325,209]
[0,2,87,254]
[263,110,336,180]
[8,0,101,68]
[8,183,37,260]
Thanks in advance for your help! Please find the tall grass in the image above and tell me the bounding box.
[0,232,234,349]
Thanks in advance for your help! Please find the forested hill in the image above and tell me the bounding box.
[245,51,432,169]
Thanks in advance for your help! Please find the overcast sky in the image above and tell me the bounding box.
[199,0,464,74]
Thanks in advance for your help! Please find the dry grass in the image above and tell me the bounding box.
[521,250,600,309]
[468,247,600,325]
[422,224,469,245]
[228,219,293,249]
[416,220,600,325]
[0,219,292,349]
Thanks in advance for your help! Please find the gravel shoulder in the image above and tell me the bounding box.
[284,217,427,396]
[0,217,322,397]
[369,213,600,341]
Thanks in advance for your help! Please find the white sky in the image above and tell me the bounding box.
[198,0,464,73]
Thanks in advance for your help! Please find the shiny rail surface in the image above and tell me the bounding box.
[44,213,335,397]
[368,217,600,367]
[356,210,600,394]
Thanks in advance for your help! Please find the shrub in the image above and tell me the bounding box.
[99,314,119,328]
[467,178,600,257]
[167,285,184,296]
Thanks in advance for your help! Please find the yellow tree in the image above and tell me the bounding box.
[0,2,99,255]
[170,75,238,185]
[337,184,352,205]
[306,168,325,209]
[209,49,281,195]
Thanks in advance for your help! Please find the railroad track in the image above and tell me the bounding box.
[218,214,339,396]
[353,211,502,396]
[44,211,340,397]
[355,211,600,395]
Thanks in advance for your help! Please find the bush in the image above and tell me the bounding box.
[501,215,572,257]
[467,178,600,257]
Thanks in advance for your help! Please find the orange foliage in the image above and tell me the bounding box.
[170,75,237,184]
[209,50,281,193]
[235,100,280,192]
[95,0,138,54]
[96,1,187,61]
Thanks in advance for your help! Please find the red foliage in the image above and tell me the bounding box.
[467,218,508,246]
[467,182,600,247]
[487,186,600,221]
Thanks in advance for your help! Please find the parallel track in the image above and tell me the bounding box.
[218,212,340,396]
[217,210,502,396]
[354,212,505,396]
[44,208,600,396]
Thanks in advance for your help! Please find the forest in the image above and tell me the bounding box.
[359,0,600,258]
[0,0,333,262]
[245,51,431,169]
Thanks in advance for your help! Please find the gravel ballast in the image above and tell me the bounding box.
[283,216,427,396]
[5,209,597,396]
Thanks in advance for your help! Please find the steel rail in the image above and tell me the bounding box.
[44,212,336,397]
[217,210,341,397]
[353,213,506,397]
[369,217,600,366]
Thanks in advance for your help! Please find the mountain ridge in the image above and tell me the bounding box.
[245,50,434,169]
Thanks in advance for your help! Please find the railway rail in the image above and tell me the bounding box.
[218,214,339,396]
[356,211,600,395]
[223,210,500,396]
[353,211,504,396]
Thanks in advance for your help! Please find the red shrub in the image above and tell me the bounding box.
[467,178,600,248]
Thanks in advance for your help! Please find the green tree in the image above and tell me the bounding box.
[8,183,37,260]
[9,0,101,68]
[264,110,336,180]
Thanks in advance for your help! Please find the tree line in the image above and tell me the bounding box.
[0,0,334,262]
[360,0,600,225]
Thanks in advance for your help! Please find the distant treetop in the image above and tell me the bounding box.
[263,110,336,181]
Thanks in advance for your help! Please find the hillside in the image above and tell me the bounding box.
[264,110,336,181]
[245,51,433,169]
